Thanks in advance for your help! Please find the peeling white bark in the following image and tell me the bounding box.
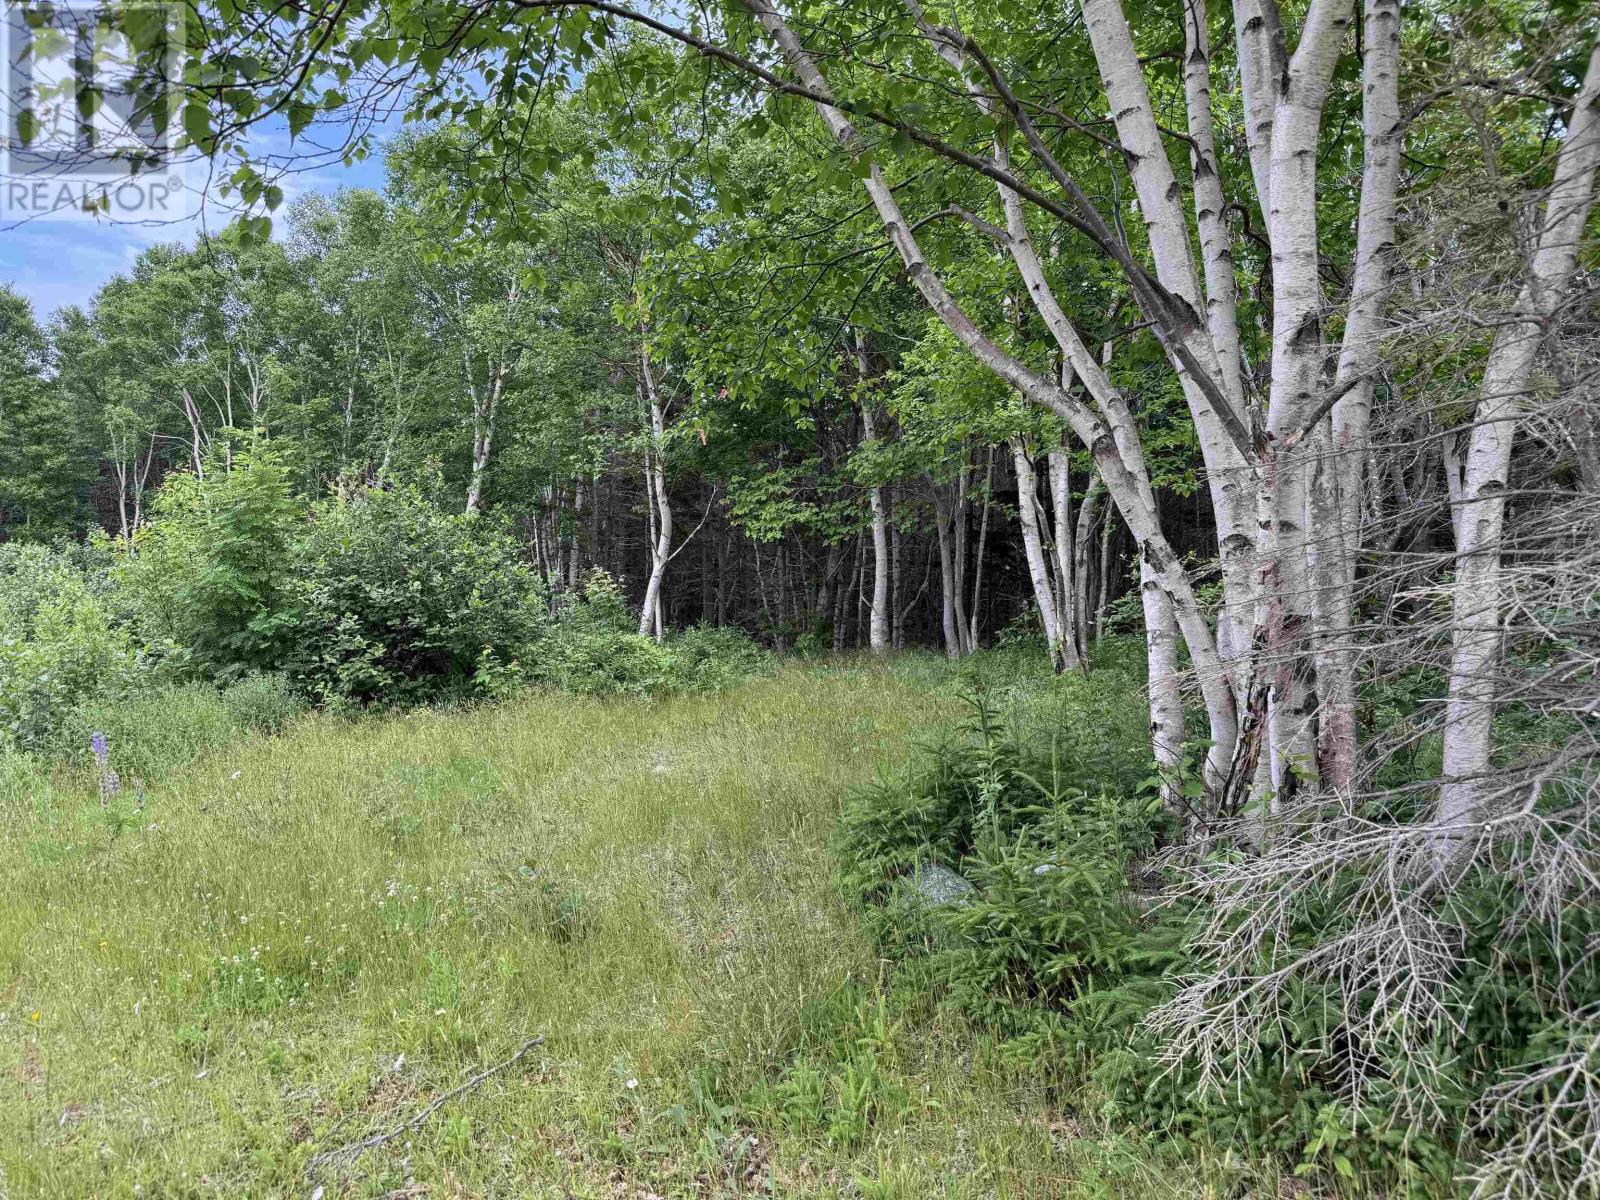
[1311,0,1404,791]
[1436,41,1600,854]
[1012,438,1064,664]
[1142,554,1186,802]
[1256,0,1355,801]
[637,352,673,642]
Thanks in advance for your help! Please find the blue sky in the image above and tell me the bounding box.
[0,114,394,321]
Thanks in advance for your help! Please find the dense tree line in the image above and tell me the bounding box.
[1,123,1184,657]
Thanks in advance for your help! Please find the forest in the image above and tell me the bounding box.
[1,0,1597,1196]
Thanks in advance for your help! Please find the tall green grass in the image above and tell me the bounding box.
[0,660,1216,1199]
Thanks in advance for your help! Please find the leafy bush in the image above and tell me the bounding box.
[290,485,547,704]
[0,542,145,753]
[536,575,774,697]
[0,538,306,774]
[1,483,774,774]
[118,443,301,680]
[665,623,774,691]
[536,571,675,697]
[216,670,306,734]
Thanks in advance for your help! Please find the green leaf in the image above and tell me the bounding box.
[182,103,212,149]
[287,101,315,141]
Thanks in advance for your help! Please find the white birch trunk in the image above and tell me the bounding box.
[1080,0,1258,698]
[934,485,961,659]
[1142,554,1186,804]
[1011,438,1064,665]
[969,447,993,651]
[857,332,891,654]
[1231,0,1285,215]
[1075,471,1106,665]
[1048,441,1080,672]
[1436,42,1600,854]
[953,462,973,654]
[1181,0,1246,410]
[1257,0,1356,801]
[637,355,674,642]
[181,388,205,479]
[465,363,506,515]
[1310,0,1404,791]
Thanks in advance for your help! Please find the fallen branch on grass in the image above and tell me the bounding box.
[304,1035,546,1184]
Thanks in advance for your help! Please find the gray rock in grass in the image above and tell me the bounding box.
[906,862,977,907]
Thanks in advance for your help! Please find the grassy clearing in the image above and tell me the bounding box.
[1,659,1205,1199]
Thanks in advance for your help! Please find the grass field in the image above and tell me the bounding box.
[0,660,1200,1199]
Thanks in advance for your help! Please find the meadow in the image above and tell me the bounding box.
[0,661,1194,1199]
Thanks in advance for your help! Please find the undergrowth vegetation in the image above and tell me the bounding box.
[0,662,1216,1199]
[0,451,772,782]
[837,650,1597,1197]
[4,499,1581,1199]
[7,607,1572,1197]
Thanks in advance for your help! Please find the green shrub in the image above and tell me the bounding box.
[536,575,773,697]
[118,443,302,680]
[835,683,1392,1173]
[0,542,145,753]
[665,623,774,691]
[290,485,546,704]
[217,671,306,734]
[835,655,1592,1195]
[840,663,1153,898]
[537,573,675,697]
[840,691,1176,1052]
[837,689,1351,1172]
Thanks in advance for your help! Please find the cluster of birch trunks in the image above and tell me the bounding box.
[728,0,1600,851]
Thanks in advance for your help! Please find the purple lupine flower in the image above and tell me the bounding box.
[91,732,119,806]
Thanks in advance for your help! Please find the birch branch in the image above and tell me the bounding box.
[305,1036,546,1183]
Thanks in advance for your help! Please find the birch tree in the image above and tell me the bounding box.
[1434,40,1600,859]
[855,331,892,654]
[637,347,674,640]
